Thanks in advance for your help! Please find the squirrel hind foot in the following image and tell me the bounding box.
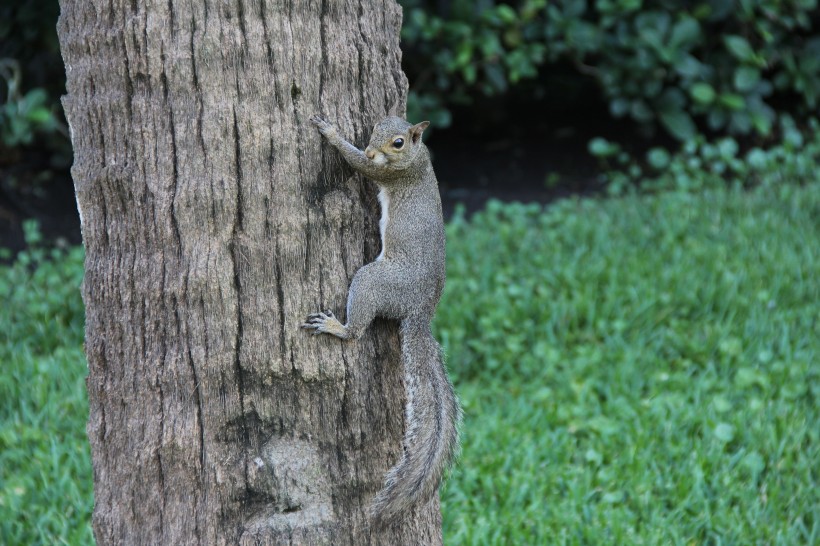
[301,310,348,338]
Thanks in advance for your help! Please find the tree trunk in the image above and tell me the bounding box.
[58,0,443,543]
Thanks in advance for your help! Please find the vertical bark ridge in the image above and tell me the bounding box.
[230,103,250,503]
[274,233,288,368]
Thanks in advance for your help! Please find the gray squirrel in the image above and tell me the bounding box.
[302,114,461,523]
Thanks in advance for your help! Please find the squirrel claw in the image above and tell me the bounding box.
[301,309,346,338]
[302,310,333,328]
[310,114,336,137]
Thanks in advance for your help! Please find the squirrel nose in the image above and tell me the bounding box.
[365,147,376,159]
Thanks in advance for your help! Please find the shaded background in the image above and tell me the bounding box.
[3,0,819,252]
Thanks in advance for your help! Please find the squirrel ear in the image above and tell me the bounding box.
[410,121,430,144]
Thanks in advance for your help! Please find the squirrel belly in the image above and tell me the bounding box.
[376,188,389,261]
[303,114,461,523]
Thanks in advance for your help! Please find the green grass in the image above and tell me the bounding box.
[0,227,91,545]
[437,185,819,544]
[2,186,818,544]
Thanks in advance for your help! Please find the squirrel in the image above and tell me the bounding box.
[302,114,461,524]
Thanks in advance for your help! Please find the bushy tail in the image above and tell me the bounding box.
[370,321,462,523]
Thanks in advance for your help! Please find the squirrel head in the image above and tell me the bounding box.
[364,117,430,170]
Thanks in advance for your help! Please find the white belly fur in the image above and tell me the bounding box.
[376,188,389,260]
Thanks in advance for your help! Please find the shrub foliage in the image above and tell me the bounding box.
[401,0,820,139]
[0,2,65,149]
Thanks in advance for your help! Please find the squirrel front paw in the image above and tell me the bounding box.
[309,114,338,139]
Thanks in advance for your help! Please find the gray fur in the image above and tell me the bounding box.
[303,115,462,523]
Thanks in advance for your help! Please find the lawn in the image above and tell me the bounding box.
[0,229,89,545]
[1,185,818,544]
[438,185,819,544]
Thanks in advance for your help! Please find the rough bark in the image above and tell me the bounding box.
[58,0,443,543]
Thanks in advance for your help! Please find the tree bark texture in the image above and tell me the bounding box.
[58,0,443,543]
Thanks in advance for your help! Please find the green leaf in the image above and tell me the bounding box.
[750,111,773,135]
[26,107,53,124]
[602,491,625,504]
[741,451,766,477]
[647,147,671,169]
[719,93,746,110]
[563,0,586,18]
[670,17,700,49]
[462,64,477,84]
[588,137,620,157]
[734,66,761,92]
[717,138,739,158]
[610,97,630,117]
[724,35,754,61]
[636,11,671,39]
[800,37,820,72]
[567,21,600,52]
[719,337,743,356]
[658,108,696,141]
[22,88,49,109]
[479,31,503,57]
[729,111,752,134]
[585,448,603,465]
[630,100,653,122]
[675,54,703,78]
[690,82,716,104]
[638,26,663,50]
[712,396,732,413]
[745,148,767,169]
[714,422,735,443]
[503,28,523,48]
[735,368,769,389]
[495,5,518,24]
[454,41,473,68]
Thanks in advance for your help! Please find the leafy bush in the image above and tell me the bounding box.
[0,2,66,150]
[589,115,820,193]
[0,60,65,148]
[400,0,820,140]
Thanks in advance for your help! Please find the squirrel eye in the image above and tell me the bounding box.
[392,138,404,149]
